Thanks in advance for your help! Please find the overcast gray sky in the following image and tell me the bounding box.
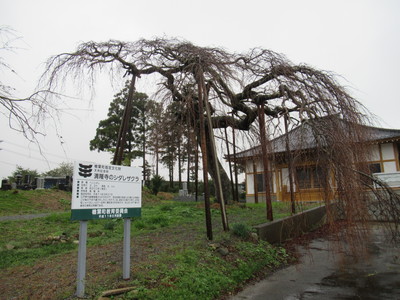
[1,0,399,180]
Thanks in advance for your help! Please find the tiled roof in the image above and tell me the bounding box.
[233,119,400,159]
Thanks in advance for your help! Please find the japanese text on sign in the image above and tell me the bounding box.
[71,161,142,219]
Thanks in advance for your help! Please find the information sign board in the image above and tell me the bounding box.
[71,161,142,220]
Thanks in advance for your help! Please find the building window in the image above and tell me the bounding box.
[295,166,323,189]
[368,163,382,174]
[360,163,382,186]
[255,173,273,193]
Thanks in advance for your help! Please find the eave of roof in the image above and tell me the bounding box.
[228,120,400,161]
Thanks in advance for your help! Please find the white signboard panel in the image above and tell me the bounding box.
[71,161,142,220]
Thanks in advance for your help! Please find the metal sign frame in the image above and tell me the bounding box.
[72,161,142,297]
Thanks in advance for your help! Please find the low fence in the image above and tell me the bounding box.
[254,185,400,244]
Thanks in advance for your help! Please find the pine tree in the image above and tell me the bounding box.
[90,82,154,171]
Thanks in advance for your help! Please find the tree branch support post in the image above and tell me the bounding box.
[112,74,137,280]
[202,73,229,231]
[142,107,146,184]
[187,128,191,193]
[232,125,239,202]
[284,113,296,214]
[197,68,213,240]
[258,103,273,221]
[224,127,235,203]
[113,75,137,165]
[253,159,259,204]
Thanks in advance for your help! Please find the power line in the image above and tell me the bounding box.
[2,140,71,160]
[0,160,17,167]
[1,148,61,166]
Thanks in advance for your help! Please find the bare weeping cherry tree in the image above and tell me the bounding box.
[40,38,400,244]
[0,26,61,142]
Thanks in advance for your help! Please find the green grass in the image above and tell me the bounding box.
[0,200,316,270]
[0,190,35,215]
[0,243,76,269]
[0,201,205,269]
[0,191,320,299]
[0,189,71,216]
[0,196,319,270]
[123,240,290,300]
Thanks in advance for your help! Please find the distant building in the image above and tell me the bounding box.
[36,176,72,190]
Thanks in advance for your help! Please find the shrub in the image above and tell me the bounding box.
[103,221,116,231]
[134,220,146,230]
[148,215,169,227]
[231,223,252,239]
[149,175,164,195]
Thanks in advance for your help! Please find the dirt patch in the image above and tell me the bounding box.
[156,192,175,201]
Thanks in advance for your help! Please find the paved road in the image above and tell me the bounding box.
[0,213,51,221]
[230,225,400,300]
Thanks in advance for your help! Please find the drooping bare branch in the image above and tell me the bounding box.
[0,27,64,142]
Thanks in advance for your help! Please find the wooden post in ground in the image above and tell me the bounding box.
[112,75,136,280]
[253,159,259,204]
[113,76,136,165]
[197,68,213,240]
[224,127,235,202]
[284,113,296,214]
[258,103,273,221]
[232,126,239,202]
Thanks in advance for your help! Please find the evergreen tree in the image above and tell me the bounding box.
[146,102,164,176]
[159,101,189,188]
[90,82,154,171]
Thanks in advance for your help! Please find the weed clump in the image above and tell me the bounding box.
[103,221,116,231]
[160,204,174,212]
[232,223,252,239]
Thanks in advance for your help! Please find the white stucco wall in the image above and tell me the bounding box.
[272,174,277,193]
[246,172,277,194]
[280,167,295,192]
[245,160,264,173]
[246,173,254,194]
[245,161,252,173]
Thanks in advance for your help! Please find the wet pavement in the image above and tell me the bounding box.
[230,225,400,300]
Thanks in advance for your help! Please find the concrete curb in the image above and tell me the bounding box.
[254,205,330,244]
